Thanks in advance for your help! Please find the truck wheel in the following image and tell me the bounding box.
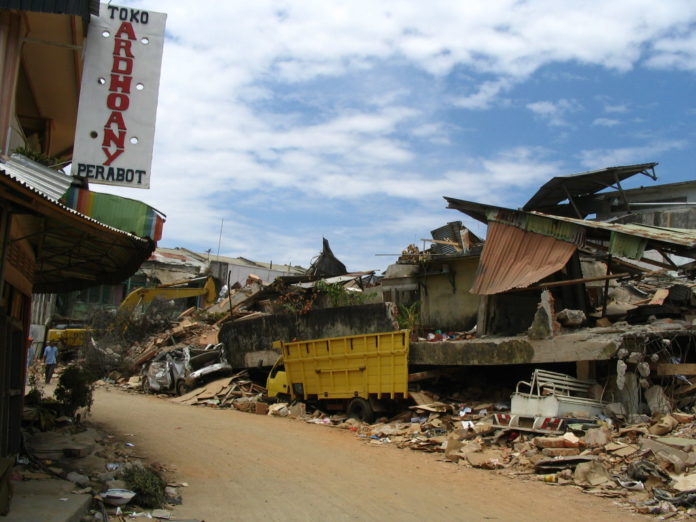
[347,398,374,424]
[176,380,189,396]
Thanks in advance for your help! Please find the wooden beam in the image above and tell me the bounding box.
[507,272,631,292]
[675,383,696,396]
[657,364,696,376]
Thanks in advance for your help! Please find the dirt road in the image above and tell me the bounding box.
[90,388,640,522]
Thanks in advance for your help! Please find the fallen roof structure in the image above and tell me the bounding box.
[523,163,658,217]
[445,196,696,294]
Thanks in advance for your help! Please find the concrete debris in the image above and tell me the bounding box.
[169,371,265,408]
[212,382,696,518]
[556,309,586,327]
[527,290,559,340]
[573,460,612,486]
[645,385,672,415]
[15,422,186,520]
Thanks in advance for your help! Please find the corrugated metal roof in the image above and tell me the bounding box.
[444,196,509,224]
[1,154,74,200]
[470,222,577,295]
[430,221,462,255]
[523,163,658,211]
[488,210,586,245]
[1,168,153,293]
[294,272,373,289]
[528,212,696,248]
[446,196,696,252]
[0,164,146,241]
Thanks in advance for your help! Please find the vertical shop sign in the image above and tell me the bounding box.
[71,4,166,189]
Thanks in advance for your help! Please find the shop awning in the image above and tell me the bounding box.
[1,169,155,293]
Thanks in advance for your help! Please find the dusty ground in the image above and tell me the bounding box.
[89,387,643,522]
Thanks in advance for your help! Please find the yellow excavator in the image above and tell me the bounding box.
[118,276,217,314]
[47,276,217,352]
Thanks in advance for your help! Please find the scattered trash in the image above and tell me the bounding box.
[101,488,136,506]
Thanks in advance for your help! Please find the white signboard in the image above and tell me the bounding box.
[71,4,166,189]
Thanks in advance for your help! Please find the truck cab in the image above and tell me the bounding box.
[266,356,289,398]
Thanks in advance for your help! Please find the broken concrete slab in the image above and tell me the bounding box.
[645,385,672,415]
[641,438,689,473]
[3,479,91,522]
[409,330,620,366]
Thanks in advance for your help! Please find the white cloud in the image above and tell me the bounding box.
[604,104,629,114]
[104,0,696,271]
[646,27,696,71]
[577,139,687,170]
[451,78,514,110]
[593,118,621,127]
[527,99,582,127]
[136,0,696,81]
[410,123,450,145]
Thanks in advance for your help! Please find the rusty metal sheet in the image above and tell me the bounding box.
[470,222,577,295]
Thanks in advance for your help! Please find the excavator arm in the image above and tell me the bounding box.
[119,276,217,313]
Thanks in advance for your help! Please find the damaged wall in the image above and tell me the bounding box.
[419,257,480,331]
[219,302,399,368]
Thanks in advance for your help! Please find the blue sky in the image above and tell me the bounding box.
[99,0,696,273]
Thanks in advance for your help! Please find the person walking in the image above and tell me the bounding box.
[43,341,58,384]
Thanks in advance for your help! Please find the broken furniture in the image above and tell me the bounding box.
[512,369,606,418]
[493,369,607,431]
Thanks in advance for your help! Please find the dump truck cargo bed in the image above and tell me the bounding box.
[274,330,410,401]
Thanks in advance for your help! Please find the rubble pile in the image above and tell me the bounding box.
[15,423,184,520]
[128,318,220,369]
[101,270,381,396]
[169,372,266,409]
[259,394,696,517]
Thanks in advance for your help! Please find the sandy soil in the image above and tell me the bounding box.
[89,387,643,522]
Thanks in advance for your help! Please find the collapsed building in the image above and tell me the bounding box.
[103,164,696,427]
[215,165,695,376]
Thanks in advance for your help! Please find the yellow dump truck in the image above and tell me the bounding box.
[266,330,410,422]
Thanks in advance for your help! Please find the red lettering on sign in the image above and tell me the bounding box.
[102,147,124,165]
[113,38,134,58]
[102,128,126,149]
[101,22,138,168]
[104,111,126,130]
[109,74,132,94]
[111,56,133,75]
[114,22,136,40]
[107,93,130,111]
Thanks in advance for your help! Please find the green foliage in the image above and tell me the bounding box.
[55,366,96,417]
[24,398,60,431]
[119,465,167,508]
[397,301,420,332]
[276,289,317,315]
[34,403,57,431]
[315,280,367,307]
[12,146,62,169]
